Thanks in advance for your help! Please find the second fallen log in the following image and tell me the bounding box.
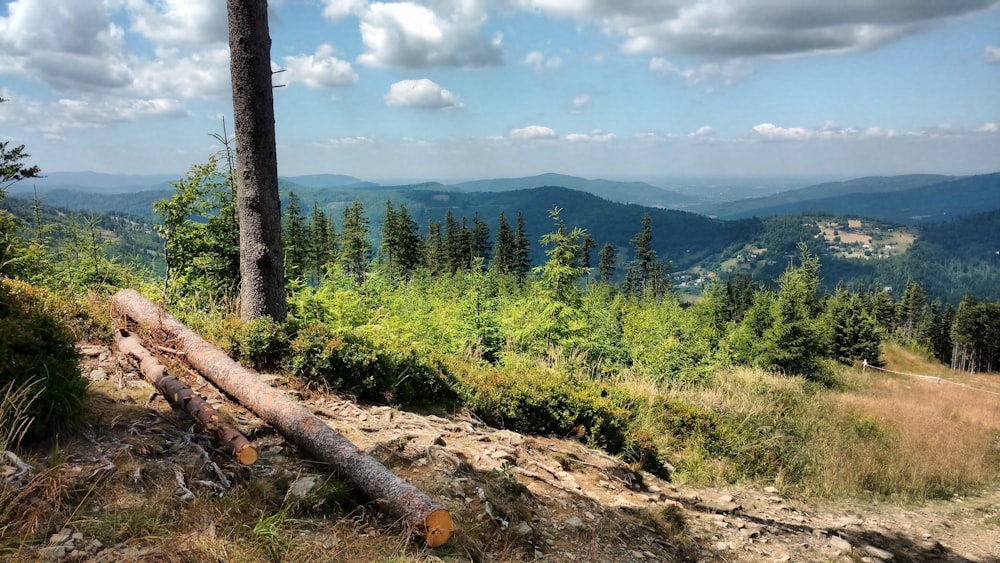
[111,289,454,547]
[114,328,258,465]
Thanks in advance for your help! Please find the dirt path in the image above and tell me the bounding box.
[7,344,999,562]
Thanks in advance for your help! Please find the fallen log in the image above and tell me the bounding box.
[114,328,258,465]
[111,289,454,547]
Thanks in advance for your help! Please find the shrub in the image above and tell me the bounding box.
[0,279,86,441]
[287,323,457,407]
[456,363,679,472]
[233,316,289,370]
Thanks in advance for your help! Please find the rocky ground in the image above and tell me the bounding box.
[4,343,1000,562]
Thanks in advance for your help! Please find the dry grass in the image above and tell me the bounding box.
[807,344,1000,500]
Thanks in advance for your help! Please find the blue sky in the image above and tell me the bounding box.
[1,0,998,185]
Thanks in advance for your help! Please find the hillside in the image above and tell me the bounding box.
[5,337,998,562]
[452,173,701,209]
[695,174,958,219]
[716,174,1000,224]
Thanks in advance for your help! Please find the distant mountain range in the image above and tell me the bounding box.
[5,170,998,302]
[11,170,999,227]
[695,173,999,224]
[449,173,700,209]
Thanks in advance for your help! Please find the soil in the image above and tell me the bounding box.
[5,343,1000,562]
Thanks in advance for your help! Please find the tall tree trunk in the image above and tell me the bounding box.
[227,0,286,322]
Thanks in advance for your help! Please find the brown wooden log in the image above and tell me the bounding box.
[114,328,258,465]
[111,289,454,547]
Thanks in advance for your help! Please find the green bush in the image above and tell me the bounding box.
[456,364,674,472]
[233,316,289,370]
[287,323,457,407]
[0,279,86,441]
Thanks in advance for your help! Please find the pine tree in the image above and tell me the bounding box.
[424,219,444,275]
[491,211,515,276]
[625,213,671,300]
[282,192,307,280]
[471,212,491,268]
[444,210,462,273]
[898,280,928,340]
[339,201,369,286]
[307,201,335,285]
[395,204,422,278]
[514,211,531,282]
[827,284,883,366]
[580,233,596,270]
[597,242,616,282]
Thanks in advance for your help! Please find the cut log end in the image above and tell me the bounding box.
[236,444,259,466]
[424,509,454,547]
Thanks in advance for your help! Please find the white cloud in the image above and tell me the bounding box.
[283,44,359,89]
[524,51,563,73]
[131,46,232,99]
[0,0,132,92]
[353,1,503,68]
[752,123,813,141]
[566,129,616,142]
[985,45,1000,64]
[650,56,754,85]
[516,1,1000,72]
[321,0,369,21]
[384,79,463,109]
[316,136,376,146]
[510,125,557,140]
[692,125,714,137]
[570,93,591,112]
[0,91,187,135]
[123,0,228,45]
[980,122,999,133]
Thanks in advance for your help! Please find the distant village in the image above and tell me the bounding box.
[673,217,916,295]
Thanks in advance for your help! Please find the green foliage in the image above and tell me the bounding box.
[233,316,289,370]
[826,284,884,366]
[0,279,86,440]
[153,155,239,303]
[456,362,663,470]
[286,322,457,406]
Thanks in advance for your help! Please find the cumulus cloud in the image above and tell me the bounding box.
[123,0,228,45]
[0,0,132,92]
[131,46,231,99]
[321,0,368,21]
[351,1,503,68]
[0,91,187,136]
[384,79,463,109]
[566,130,616,142]
[752,123,813,141]
[981,122,999,133]
[570,93,591,112]
[650,57,754,85]
[516,1,1000,60]
[525,51,563,73]
[284,44,359,89]
[510,125,557,140]
[691,125,714,137]
[985,45,1000,63]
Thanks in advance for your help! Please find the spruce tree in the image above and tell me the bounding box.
[424,219,444,275]
[339,201,369,286]
[307,201,335,285]
[514,211,531,282]
[472,212,491,268]
[282,192,307,279]
[492,211,515,275]
[597,242,616,282]
[395,203,422,278]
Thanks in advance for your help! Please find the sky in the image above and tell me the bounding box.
[1,0,999,185]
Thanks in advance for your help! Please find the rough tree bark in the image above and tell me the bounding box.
[111,289,454,547]
[114,328,258,465]
[227,0,286,322]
